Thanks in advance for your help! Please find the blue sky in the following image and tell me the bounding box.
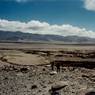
[0,0,95,38]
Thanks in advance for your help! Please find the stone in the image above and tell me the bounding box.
[51,81,69,91]
[31,85,38,89]
[85,91,95,95]
[50,71,57,75]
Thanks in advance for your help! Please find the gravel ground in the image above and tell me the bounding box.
[0,63,95,95]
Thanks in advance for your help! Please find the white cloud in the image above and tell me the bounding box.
[2,0,56,3]
[16,0,28,2]
[84,0,95,11]
[0,0,31,3]
[0,19,95,38]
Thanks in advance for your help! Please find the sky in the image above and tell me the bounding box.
[0,0,95,38]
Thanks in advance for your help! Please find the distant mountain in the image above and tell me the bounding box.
[0,30,65,41]
[0,30,95,43]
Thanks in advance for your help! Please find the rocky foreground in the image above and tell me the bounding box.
[0,62,95,95]
[0,48,95,95]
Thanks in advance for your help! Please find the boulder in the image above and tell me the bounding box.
[51,81,68,91]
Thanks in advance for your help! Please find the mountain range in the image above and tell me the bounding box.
[0,30,95,44]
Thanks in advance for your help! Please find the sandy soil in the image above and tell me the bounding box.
[3,52,48,65]
[0,42,95,51]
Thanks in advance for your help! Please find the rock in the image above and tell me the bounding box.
[31,85,38,89]
[82,74,89,78]
[4,77,8,80]
[42,68,46,71]
[16,72,23,76]
[50,71,57,75]
[20,67,28,73]
[50,91,60,95]
[78,86,87,95]
[85,91,95,95]
[51,81,68,91]
[45,64,51,67]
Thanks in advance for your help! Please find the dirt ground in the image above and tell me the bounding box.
[0,42,95,95]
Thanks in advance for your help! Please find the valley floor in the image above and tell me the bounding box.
[0,42,95,95]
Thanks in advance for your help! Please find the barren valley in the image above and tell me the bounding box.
[0,42,95,95]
